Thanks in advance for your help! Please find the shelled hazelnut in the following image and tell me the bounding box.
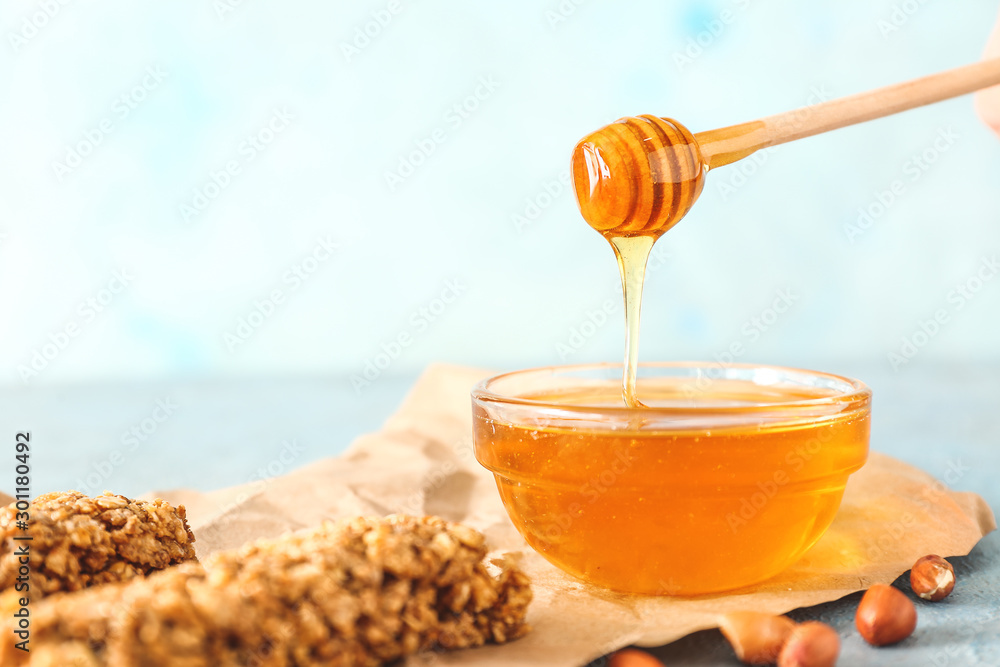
[910,555,956,601]
[855,584,917,646]
[778,622,840,667]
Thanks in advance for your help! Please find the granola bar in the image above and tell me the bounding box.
[4,514,532,666]
[0,491,196,597]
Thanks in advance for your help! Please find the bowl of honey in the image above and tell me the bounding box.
[472,362,871,595]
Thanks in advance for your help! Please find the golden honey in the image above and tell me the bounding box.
[472,110,872,595]
[473,371,870,595]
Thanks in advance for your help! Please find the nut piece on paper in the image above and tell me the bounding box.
[0,490,196,597]
[3,514,532,667]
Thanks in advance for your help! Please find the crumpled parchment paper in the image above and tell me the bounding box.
[148,364,995,667]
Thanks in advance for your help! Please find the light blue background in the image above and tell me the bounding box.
[1,1,998,385]
[2,5,1000,663]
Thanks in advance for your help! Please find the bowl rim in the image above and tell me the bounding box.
[471,361,871,418]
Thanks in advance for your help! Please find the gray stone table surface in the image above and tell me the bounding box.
[1,361,997,665]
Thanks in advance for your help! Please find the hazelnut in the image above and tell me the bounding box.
[719,611,796,664]
[608,648,662,667]
[855,583,917,646]
[910,555,955,601]
[778,621,840,667]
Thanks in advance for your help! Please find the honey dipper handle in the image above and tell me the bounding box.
[695,57,1000,170]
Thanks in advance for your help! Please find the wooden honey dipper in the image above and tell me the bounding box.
[572,58,1000,236]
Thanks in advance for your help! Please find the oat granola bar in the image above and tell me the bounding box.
[0,491,196,597]
[4,514,532,666]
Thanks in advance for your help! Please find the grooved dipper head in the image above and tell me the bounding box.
[571,115,706,237]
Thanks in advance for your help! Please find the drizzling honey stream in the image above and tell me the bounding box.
[572,60,1000,405]
[571,115,711,406]
[481,59,998,594]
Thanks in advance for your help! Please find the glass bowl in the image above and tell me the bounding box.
[471,362,871,595]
